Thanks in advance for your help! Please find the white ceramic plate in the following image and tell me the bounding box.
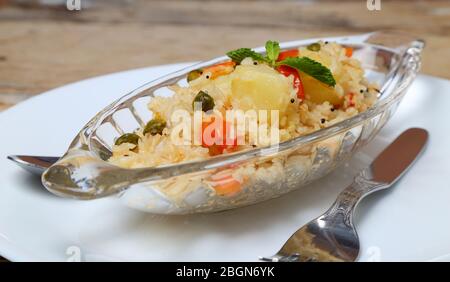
[1,63,449,262]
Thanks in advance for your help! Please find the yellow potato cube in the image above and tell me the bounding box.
[231,65,291,114]
[302,72,343,106]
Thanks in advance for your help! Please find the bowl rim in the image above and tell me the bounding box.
[42,31,425,199]
[103,32,425,173]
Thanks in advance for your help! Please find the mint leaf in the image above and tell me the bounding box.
[278,57,336,87]
[226,48,266,64]
[265,40,280,66]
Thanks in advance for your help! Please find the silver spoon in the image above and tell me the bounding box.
[260,128,428,262]
[7,155,58,176]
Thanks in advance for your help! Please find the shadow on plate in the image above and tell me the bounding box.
[13,170,59,198]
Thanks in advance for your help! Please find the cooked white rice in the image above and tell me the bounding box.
[109,41,378,169]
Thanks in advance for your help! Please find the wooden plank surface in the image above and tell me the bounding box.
[0,0,449,111]
[0,0,449,261]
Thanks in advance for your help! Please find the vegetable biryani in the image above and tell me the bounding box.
[108,40,379,196]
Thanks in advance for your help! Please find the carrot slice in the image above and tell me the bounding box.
[345,47,353,57]
[201,117,237,156]
[203,61,236,79]
[212,177,242,196]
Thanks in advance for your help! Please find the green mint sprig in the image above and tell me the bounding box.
[277,57,336,87]
[227,40,336,87]
[226,48,266,64]
[265,40,280,66]
[226,41,280,67]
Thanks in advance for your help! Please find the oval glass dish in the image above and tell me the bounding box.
[42,31,424,214]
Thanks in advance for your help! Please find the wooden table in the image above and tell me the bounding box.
[0,0,449,261]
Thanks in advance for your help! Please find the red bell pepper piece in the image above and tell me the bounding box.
[276,65,305,100]
[276,49,304,99]
[346,92,355,107]
[277,49,299,61]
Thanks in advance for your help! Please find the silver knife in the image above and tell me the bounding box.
[261,127,428,262]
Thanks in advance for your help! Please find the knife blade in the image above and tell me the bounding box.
[370,128,428,184]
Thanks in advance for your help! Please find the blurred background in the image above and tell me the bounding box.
[0,0,449,262]
[0,0,449,111]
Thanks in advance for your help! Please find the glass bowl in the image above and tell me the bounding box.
[42,31,424,214]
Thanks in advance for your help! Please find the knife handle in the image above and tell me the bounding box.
[324,170,389,227]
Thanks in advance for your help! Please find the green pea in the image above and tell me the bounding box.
[143,119,166,136]
[115,133,140,146]
[307,42,321,52]
[187,69,203,82]
[192,91,215,112]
